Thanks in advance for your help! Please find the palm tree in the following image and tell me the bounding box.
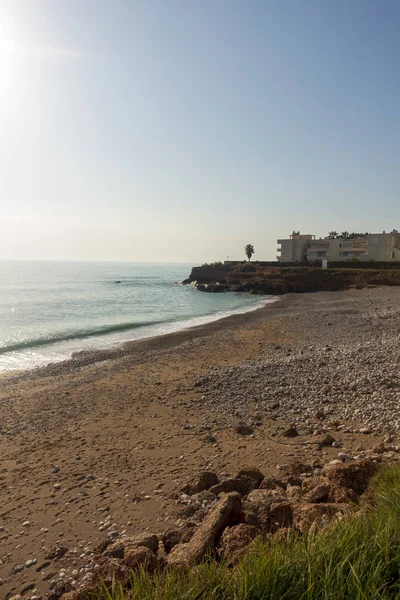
[341,231,349,239]
[245,244,255,261]
[327,231,338,239]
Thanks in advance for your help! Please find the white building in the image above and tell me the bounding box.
[277,230,400,263]
[277,231,315,262]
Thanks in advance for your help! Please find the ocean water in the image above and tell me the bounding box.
[0,261,274,372]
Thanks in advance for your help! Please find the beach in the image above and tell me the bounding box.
[1,287,400,599]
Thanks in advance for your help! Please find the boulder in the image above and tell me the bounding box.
[125,546,158,573]
[328,484,359,504]
[303,483,331,504]
[166,492,241,567]
[325,458,380,494]
[103,533,159,559]
[242,489,287,532]
[313,433,336,447]
[282,426,299,438]
[181,471,219,495]
[162,522,197,553]
[235,424,254,436]
[259,476,287,491]
[291,461,313,475]
[269,501,293,529]
[219,524,260,565]
[209,478,252,497]
[294,503,351,533]
[91,557,131,587]
[235,467,264,490]
[286,485,303,500]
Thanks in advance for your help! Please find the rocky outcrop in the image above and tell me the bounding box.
[182,264,400,296]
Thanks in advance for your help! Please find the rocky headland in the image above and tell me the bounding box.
[183,262,400,295]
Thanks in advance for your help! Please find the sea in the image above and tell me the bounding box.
[0,261,275,372]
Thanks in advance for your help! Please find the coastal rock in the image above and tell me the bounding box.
[103,533,159,559]
[269,501,293,529]
[294,503,351,533]
[181,471,219,496]
[166,492,241,567]
[209,478,254,497]
[325,458,380,494]
[219,524,259,565]
[303,484,331,504]
[161,523,197,554]
[124,547,158,573]
[235,467,264,489]
[242,489,287,532]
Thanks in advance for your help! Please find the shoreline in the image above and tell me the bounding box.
[0,294,280,382]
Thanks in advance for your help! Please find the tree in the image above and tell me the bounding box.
[245,244,255,261]
[327,231,338,239]
[341,231,349,239]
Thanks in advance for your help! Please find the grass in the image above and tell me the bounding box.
[92,466,400,600]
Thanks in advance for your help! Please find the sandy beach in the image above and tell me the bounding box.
[1,287,400,600]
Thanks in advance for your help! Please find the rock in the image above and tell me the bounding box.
[259,477,287,491]
[303,484,331,504]
[219,524,259,565]
[103,533,159,559]
[44,546,69,561]
[359,427,371,434]
[290,461,313,475]
[235,467,264,489]
[90,557,130,588]
[295,503,352,533]
[47,580,73,600]
[372,443,386,454]
[235,424,254,436]
[313,433,336,447]
[328,484,359,504]
[12,564,24,574]
[209,478,252,497]
[162,523,197,553]
[286,485,303,500]
[269,501,293,529]
[166,492,242,567]
[125,547,158,573]
[282,426,299,438]
[192,490,217,504]
[242,489,287,532]
[58,588,97,600]
[326,458,380,494]
[337,453,354,462]
[181,471,219,496]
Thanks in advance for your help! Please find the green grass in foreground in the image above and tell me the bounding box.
[96,467,400,600]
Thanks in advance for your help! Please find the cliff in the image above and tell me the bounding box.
[183,263,400,295]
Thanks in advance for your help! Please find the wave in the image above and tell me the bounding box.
[0,319,168,355]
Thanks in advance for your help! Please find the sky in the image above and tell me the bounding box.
[0,0,399,262]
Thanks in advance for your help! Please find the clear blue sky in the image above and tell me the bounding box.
[0,0,399,262]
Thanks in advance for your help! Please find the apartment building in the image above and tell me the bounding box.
[277,232,315,262]
[277,230,399,262]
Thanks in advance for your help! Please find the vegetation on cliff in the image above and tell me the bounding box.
[95,465,400,599]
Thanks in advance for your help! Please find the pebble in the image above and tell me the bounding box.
[188,295,400,436]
